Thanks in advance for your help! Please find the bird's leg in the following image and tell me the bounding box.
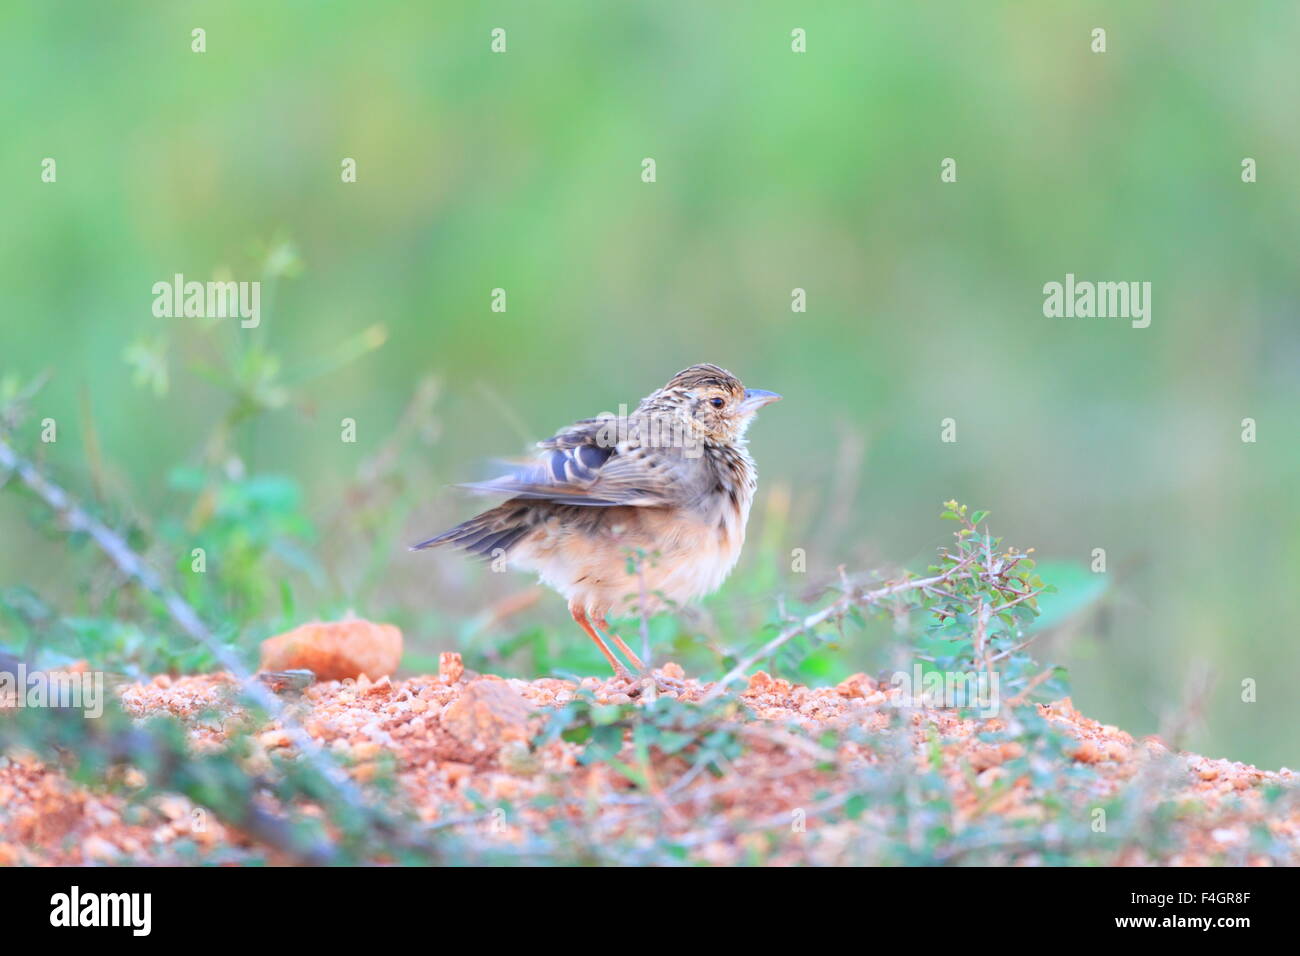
[595,616,689,696]
[571,605,633,681]
[594,617,647,672]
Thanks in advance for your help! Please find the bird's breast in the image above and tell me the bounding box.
[509,442,760,616]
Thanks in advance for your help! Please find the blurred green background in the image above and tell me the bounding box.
[2,2,1298,767]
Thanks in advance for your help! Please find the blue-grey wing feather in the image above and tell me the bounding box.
[458,418,672,507]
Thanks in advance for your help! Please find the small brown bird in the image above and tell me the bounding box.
[413,364,781,680]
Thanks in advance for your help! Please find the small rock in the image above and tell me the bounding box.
[259,618,402,681]
[122,767,147,789]
[156,796,190,821]
[442,761,473,784]
[82,835,119,862]
[259,729,292,749]
[835,673,877,699]
[1103,740,1130,762]
[441,679,534,753]
[439,652,464,684]
[1071,739,1103,764]
[351,741,382,761]
[1211,827,1243,846]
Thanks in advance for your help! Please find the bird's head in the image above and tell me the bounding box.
[647,363,782,444]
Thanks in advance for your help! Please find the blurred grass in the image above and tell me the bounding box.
[1,1,1298,767]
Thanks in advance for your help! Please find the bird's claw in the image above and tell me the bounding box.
[603,666,688,699]
[636,669,689,697]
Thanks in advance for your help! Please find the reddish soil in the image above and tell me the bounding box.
[1,656,1295,865]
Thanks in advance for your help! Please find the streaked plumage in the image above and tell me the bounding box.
[413,364,781,679]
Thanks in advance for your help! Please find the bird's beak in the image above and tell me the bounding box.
[739,388,782,416]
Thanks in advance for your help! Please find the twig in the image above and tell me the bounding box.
[986,633,1041,664]
[0,435,380,857]
[1005,664,1058,708]
[701,554,978,703]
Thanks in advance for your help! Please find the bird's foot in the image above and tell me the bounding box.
[599,650,692,698]
[599,666,642,696]
[601,668,688,700]
[632,668,691,698]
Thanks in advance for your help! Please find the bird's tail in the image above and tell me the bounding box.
[410,502,535,560]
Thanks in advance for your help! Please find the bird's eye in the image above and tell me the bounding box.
[710,397,725,408]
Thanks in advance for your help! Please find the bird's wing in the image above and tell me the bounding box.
[460,417,677,507]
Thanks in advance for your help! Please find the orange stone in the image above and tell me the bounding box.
[441,679,533,752]
[259,619,402,681]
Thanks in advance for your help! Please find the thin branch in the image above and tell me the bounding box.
[987,632,1041,664]
[1005,664,1059,708]
[990,590,1041,615]
[0,435,378,851]
[702,553,978,703]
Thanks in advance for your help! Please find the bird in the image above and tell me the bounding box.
[412,363,781,682]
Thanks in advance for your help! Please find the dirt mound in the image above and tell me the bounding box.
[1,657,1295,865]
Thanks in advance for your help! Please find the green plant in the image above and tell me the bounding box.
[539,691,746,784]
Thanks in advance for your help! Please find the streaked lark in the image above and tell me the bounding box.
[413,364,781,680]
